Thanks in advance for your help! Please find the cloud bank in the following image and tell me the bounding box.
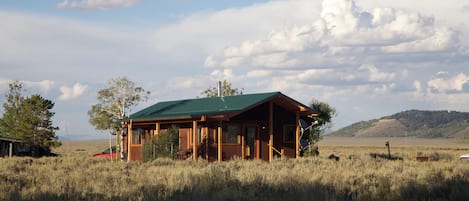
[1,0,469,137]
[205,0,462,69]
[57,0,138,10]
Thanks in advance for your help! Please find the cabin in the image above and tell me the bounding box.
[122,92,319,162]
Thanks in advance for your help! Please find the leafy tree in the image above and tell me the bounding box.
[302,98,337,155]
[88,76,150,158]
[200,80,243,97]
[0,81,60,154]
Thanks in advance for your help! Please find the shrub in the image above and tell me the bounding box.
[142,125,179,162]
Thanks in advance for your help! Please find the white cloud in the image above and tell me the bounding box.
[59,83,88,101]
[210,69,235,81]
[23,80,56,93]
[427,73,469,93]
[205,0,463,69]
[152,0,320,67]
[204,56,217,68]
[56,0,138,10]
[246,70,273,78]
[413,80,422,93]
[359,64,396,82]
[0,79,55,94]
[2,0,469,136]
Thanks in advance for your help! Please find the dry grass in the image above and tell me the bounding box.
[1,137,468,201]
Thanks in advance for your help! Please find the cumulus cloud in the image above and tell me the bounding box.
[205,0,461,69]
[56,0,138,10]
[359,64,396,82]
[427,72,469,93]
[59,83,88,101]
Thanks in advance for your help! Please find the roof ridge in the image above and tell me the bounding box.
[130,92,282,120]
[157,91,281,103]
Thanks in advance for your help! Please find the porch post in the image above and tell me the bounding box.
[241,131,245,160]
[269,102,273,162]
[128,120,132,161]
[155,122,160,135]
[193,121,198,160]
[218,125,222,162]
[255,132,260,159]
[9,142,13,157]
[204,127,209,161]
[295,111,300,158]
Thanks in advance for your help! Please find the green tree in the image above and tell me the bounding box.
[200,80,244,97]
[303,98,337,155]
[142,125,179,162]
[88,76,150,158]
[0,81,25,139]
[21,94,60,149]
[0,81,60,153]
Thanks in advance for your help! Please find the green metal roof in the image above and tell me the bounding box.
[130,92,283,120]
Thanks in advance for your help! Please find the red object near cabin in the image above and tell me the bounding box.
[92,146,117,158]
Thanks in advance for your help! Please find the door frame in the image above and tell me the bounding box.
[244,124,259,160]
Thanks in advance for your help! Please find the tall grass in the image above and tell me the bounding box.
[1,150,468,201]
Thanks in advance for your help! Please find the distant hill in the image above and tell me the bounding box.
[329,110,469,138]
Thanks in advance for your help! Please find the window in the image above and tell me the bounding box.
[284,125,296,143]
[132,128,143,144]
[198,126,203,143]
[222,125,240,144]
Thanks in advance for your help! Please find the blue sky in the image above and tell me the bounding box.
[1,0,469,139]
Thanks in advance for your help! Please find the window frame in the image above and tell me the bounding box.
[222,124,241,144]
[132,128,143,145]
[283,124,296,143]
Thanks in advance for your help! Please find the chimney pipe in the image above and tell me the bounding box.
[217,81,222,97]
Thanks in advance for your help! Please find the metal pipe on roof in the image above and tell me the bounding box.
[217,81,222,97]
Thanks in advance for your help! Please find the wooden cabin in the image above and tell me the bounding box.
[122,92,318,162]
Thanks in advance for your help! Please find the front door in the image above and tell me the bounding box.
[245,126,257,159]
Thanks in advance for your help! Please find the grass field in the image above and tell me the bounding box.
[1,137,468,201]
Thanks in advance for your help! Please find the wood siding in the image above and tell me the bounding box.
[124,101,305,161]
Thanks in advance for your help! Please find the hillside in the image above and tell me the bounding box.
[330,110,469,138]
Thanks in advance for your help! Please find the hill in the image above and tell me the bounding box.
[330,110,469,138]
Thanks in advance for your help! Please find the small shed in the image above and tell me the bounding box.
[0,137,22,157]
[122,92,318,162]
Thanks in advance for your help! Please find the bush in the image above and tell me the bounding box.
[142,126,179,162]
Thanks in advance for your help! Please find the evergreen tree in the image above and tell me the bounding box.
[0,81,60,152]
[21,94,60,148]
[0,81,26,139]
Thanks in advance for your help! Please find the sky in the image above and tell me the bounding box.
[1,0,469,140]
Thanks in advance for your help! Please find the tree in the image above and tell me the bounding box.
[0,81,25,139]
[0,81,60,156]
[88,76,150,159]
[21,94,60,149]
[200,80,244,97]
[302,98,337,155]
